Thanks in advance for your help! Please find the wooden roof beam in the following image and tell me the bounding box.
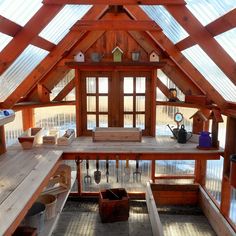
[124,5,226,108]
[43,0,186,5]
[176,8,236,51]
[53,78,75,102]
[0,5,63,76]
[156,77,170,99]
[166,5,236,83]
[3,5,109,108]
[72,20,161,31]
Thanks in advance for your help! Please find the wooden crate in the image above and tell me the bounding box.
[93,127,142,142]
[43,129,59,145]
[18,128,42,149]
[99,188,129,223]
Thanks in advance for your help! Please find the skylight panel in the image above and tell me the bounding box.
[141,5,189,44]
[39,5,92,44]
[0,0,42,26]
[0,45,49,102]
[0,33,12,52]
[215,28,236,62]
[186,0,236,26]
[182,44,236,102]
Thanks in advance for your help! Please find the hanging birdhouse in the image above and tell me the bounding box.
[189,110,208,134]
[149,51,159,62]
[112,46,123,62]
[74,51,85,62]
[208,109,223,149]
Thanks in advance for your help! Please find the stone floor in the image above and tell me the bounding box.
[52,198,153,236]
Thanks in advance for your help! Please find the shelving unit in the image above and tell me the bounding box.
[39,171,76,236]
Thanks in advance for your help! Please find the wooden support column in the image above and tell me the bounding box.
[150,69,157,136]
[194,160,206,186]
[0,126,6,155]
[151,160,156,182]
[75,68,82,137]
[22,108,34,130]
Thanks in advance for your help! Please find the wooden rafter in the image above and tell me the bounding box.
[124,5,226,108]
[43,0,186,5]
[156,77,170,99]
[53,78,75,102]
[0,5,63,76]
[166,6,236,83]
[31,37,56,52]
[72,20,161,31]
[176,8,236,51]
[3,5,109,108]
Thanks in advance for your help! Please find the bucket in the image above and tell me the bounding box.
[37,194,57,220]
[23,202,45,233]
[131,52,140,61]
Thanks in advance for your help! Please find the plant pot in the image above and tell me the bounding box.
[230,154,236,188]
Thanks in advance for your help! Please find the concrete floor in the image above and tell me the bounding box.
[52,198,153,236]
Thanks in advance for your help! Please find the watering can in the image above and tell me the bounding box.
[177,124,192,144]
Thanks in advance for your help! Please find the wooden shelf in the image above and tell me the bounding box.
[156,101,215,109]
[39,171,76,236]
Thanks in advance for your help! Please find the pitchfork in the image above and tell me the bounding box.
[84,159,92,184]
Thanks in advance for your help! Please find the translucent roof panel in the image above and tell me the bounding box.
[215,28,236,62]
[182,44,236,102]
[0,45,49,102]
[0,0,42,26]
[186,0,236,26]
[141,5,189,44]
[0,33,12,52]
[39,5,92,44]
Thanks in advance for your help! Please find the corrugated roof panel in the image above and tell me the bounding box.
[39,5,92,44]
[0,0,42,26]
[215,28,236,62]
[182,44,236,102]
[0,45,49,102]
[0,33,12,52]
[141,6,189,44]
[186,0,236,26]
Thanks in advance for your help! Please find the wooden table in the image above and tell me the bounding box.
[0,149,62,236]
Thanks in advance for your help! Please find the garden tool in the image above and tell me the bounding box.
[106,159,109,183]
[94,158,101,184]
[84,159,91,184]
[124,158,130,182]
[133,159,141,182]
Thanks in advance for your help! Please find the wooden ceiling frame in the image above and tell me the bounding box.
[0,16,56,51]
[2,5,109,108]
[0,5,63,76]
[175,9,236,51]
[166,6,236,84]
[43,0,186,5]
[124,5,226,108]
[156,77,170,99]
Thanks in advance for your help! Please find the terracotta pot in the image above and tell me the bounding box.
[230,154,236,188]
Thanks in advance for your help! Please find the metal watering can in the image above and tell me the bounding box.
[167,124,192,143]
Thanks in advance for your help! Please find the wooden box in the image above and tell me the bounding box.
[93,127,142,142]
[99,188,129,223]
[42,129,59,145]
[18,128,42,149]
[57,129,75,146]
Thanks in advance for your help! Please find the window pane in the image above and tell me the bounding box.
[136,96,145,112]
[99,96,108,112]
[87,96,96,112]
[87,115,96,130]
[136,77,146,93]
[99,115,108,127]
[124,77,133,93]
[136,114,145,130]
[124,96,133,112]
[98,77,108,93]
[124,114,133,128]
[86,77,96,93]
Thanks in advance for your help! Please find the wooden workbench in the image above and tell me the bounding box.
[0,149,63,236]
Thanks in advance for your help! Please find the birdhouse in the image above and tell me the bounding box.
[112,46,123,62]
[208,109,223,148]
[74,51,85,62]
[149,51,159,62]
[189,110,208,134]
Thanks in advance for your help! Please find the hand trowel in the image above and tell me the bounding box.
[94,159,101,184]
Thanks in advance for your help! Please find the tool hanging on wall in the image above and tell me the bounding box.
[94,158,101,184]
[124,158,130,182]
[84,159,92,184]
[133,157,141,183]
[116,155,119,183]
[106,159,109,183]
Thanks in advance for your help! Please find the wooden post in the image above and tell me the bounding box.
[22,108,34,130]
[150,68,157,136]
[151,160,155,182]
[194,160,206,186]
[0,126,6,155]
[76,158,82,196]
[75,68,82,136]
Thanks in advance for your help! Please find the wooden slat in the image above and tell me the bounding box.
[53,78,75,101]
[72,20,161,31]
[166,5,236,83]
[43,0,186,5]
